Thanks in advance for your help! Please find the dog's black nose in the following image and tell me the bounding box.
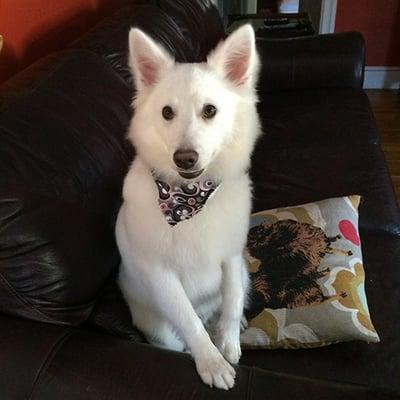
[173,149,199,170]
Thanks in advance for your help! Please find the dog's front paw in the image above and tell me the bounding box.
[195,350,236,390]
[216,333,242,364]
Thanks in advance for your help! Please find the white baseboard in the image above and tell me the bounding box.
[364,67,400,89]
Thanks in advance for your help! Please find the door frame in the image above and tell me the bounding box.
[319,0,337,33]
[299,0,337,34]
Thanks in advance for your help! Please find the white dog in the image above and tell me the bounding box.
[116,24,261,390]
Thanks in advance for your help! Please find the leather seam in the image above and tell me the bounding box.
[0,271,55,323]
[246,367,255,400]
[245,365,372,390]
[28,329,75,400]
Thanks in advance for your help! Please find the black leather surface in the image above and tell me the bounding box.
[0,315,74,400]
[257,32,365,93]
[1,314,397,400]
[1,0,399,398]
[85,278,144,342]
[0,49,132,325]
[251,133,400,236]
[257,88,379,147]
[71,0,224,84]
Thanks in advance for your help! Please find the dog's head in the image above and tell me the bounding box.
[127,25,260,182]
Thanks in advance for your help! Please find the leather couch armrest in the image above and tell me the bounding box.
[257,32,365,93]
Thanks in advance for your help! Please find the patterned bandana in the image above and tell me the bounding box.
[154,177,219,226]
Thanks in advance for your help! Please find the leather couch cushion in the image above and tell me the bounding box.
[252,89,400,236]
[4,313,395,400]
[258,89,379,147]
[0,49,132,325]
[0,314,74,399]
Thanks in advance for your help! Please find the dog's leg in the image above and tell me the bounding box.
[133,266,236,390]
[123,297,185,352]
[216,254,248,364]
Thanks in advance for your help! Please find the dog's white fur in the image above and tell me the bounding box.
[116,24,261,390]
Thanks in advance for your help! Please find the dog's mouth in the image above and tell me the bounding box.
[177,169,204,179]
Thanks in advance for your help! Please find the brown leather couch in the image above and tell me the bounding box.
[1,1,399,399]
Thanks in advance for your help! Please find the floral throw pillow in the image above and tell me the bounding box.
[240,195,379,349]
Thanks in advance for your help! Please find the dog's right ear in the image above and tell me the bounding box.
[128,28,174,91]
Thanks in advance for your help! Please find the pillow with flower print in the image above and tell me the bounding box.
[240,195,379,349]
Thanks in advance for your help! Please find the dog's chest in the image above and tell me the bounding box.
[121,169,251,299]
[165,219,225,301]
[180,259,223,304]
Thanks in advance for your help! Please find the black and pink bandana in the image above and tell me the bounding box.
[154,178,219,226]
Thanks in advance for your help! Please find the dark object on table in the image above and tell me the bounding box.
[0,0,399,399]
[227,12,315,38]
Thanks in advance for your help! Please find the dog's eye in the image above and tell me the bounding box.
[202,104,217,119]
[162,106,174,120]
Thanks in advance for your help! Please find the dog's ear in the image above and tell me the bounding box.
[207,24,258,88]
[128,28,174,91]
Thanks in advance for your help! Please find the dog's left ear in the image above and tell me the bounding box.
[207,24,258,88]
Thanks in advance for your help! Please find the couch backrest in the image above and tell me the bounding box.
[71,0,225,86]
[0,0,224,326]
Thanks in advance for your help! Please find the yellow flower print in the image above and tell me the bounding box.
[324,258,379,339]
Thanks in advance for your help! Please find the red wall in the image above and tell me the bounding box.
[335,0,400,66]
[0,0,133,83]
